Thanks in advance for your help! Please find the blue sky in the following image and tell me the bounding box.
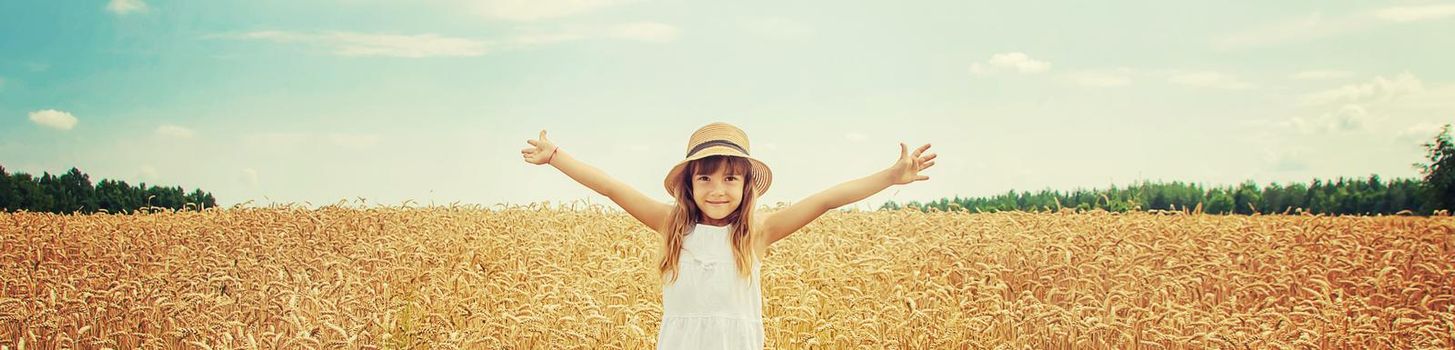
[2,0,1453,209]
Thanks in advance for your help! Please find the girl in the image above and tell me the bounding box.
[520,122,936,349]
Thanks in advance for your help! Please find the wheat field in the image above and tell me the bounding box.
[2,203,1453,349]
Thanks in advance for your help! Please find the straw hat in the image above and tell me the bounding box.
[663,122,773,198]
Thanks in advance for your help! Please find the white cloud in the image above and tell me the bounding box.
[155,124,195,139]
[138,165,159,182]
[107,0,148,15]
[29,109,78,130]
[1290,70,1355,80]
[226,24,673,56]
[242,131,380,150]
[332,32,489,57]
[742,18,813,40]
[1399,122,1450,145]
[240,168,260,187]
[507,31,588,46]
[242,132,311,150]
[1291,104,1375,133]
[1067,69,1132,87]
[1273,74,1451,144]
[502,24,663,47]
[608,22,680,43]
[233,31,301,42]
[1374,4,1455,22]
[230,31,489,57]
[970,52,1050,75]
[1216,12,1370,49]
[328,132,381,149]
[1298,72,1423,106]
[470,0,638,21]
[1168,71,1254,90]
[1218,6,1454,49]
[1263,148,1310,172]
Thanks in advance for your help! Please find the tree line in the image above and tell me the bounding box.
[883,176,1438,215]
[885,124,1455,215]
[5,124,1450,216]
[0,165,216,214]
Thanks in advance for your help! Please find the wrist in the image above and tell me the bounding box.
[546,146,560,165]
[878,167,898,185]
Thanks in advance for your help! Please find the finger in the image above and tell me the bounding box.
[527,139,539,147]
[922,153,938,162]
[922,161,936,169]
[899,142,908,159]
[539,129,547,141]
[913,143,931,157]
[522,147,534,153]
[916,175,929,181]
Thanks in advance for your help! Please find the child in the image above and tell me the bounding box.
[520,122,936,349]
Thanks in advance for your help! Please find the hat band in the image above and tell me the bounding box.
[686,139,748,157]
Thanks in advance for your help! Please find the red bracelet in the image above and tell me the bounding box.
[546,146,559,164]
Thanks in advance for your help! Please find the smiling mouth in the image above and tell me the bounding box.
[707,201,729,205]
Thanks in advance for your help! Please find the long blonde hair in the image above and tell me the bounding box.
[659,155,760,284]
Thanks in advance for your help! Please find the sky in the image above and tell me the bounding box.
[1,0,1453,210]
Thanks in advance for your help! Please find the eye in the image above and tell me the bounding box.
[726,176,740,181]
[696,176,709,181]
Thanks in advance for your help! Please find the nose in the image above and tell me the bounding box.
[707,182,728,198]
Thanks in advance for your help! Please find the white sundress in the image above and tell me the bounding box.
[657,223,765,349]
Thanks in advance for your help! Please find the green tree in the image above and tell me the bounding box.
[58,167,96,213]
[11,173,50,211]
[1233,181,1262,214]
[0,165,11,210]
[1416,124,1454,212]
[1206,189,1234,214]
[186,188,216,210]
[1263,183,1286,214]
[37,173,62,212]
[1,164,218,214]
[95,179,140,213]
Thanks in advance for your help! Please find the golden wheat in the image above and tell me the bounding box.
[1,203,1453,349]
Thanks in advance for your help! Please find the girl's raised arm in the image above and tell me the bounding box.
[522,130,672,235]
[760,142,937,246]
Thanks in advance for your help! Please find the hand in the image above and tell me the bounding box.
[889,142,936,185]
[521,130,559,165]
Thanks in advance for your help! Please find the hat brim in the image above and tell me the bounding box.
[663,146,772,198]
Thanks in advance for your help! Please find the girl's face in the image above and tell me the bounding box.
[691,160,745,226]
